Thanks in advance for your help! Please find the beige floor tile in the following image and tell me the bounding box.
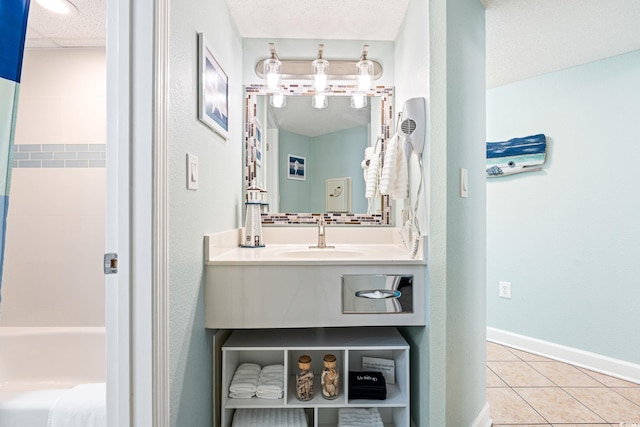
[494,425,550,426]
[529,361,604,387]
[488,361,556,387]
[550,424,614,426]
[487,387,547,425]
[487,366,508,387]
[487,341,522,361]
[579,368,640,387]
[515,387,605,424]
[614,387,640,406]
[508,348,554,362]
[565,387,640,423]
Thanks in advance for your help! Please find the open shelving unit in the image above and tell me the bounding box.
[220,327,410,427]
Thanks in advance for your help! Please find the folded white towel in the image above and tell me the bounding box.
[365,147,381,199]
[229,363,261,398]
[338,408,383,427]
[232,408,307,427]
[392,137,409,200]
[256,364,284,399]
[47,383,106,427]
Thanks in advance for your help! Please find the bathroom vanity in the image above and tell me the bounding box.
[205,226,426,426]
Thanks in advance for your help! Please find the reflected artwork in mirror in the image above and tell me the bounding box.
[244,84,394,226]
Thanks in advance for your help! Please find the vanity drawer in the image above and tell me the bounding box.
[342,274,413,314]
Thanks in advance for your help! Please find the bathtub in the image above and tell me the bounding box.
[0,327,106,427]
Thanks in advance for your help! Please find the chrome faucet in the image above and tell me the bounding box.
[311,216,334,249]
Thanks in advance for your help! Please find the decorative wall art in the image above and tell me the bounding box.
[287,154,306,181]
[486,133,547,177]
[198,32,229,139]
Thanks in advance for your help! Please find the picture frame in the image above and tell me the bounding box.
[287,154,306,181]
[198,32,229,139]
[254,121,263,167]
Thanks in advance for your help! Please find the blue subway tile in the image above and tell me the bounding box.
[89,144,106,152]
[54,152,77,160]
[77,152,102,160]
[42,160,65,168]
[18,144,42,152]
[18,160,42,168]
[31,152,54,160]
[13,152,30,160]
[89,160,106,168]
[42,144,66,152]
[12,161,18,168]
[66,160,89,168]
[67,144,89,152]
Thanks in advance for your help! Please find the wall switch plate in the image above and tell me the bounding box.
[499,281,511,299]
[460,168,468,198]
[187,153,198,190]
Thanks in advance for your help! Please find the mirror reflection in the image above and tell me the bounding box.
[244,84,394,225]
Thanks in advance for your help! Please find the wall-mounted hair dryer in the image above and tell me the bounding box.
[399,97,427,155]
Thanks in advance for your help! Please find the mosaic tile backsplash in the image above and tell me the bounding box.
[12,144,106,168]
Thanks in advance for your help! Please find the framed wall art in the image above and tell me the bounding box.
[287,154,306,181]
[198,32,228,139]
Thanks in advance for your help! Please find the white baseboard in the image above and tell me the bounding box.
[487,327,640,384]
[471,402,492,427]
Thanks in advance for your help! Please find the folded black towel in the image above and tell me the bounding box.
[348,371,387,400]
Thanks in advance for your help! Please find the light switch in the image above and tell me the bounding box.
[187,153,198,190]
[460,168,468,198]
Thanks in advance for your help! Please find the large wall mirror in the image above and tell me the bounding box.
[244,84,394,225]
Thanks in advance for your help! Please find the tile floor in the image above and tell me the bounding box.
[486,341,640,426]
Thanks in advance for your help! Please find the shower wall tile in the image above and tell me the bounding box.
[0,48,106,327]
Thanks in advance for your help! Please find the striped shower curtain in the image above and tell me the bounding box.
[0,0,30,302]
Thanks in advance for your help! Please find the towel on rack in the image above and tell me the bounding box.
[256,364,284,399]
[379,134,397,195]
[338,408,383,427]
[232,408,307,427]
[47,383,106,427]
[380,133,409,200]
[229,363,261,398]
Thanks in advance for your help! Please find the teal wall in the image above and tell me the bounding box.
[168,0,243,425]
[279,127,368,213]
[487,50,640,364]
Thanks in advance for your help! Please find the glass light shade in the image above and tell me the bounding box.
[270,92,286,108]
[356,59,374,91]
[350,93,367,109]
[263,58,282,90]
[312,58,329,92]
[312,93,328,109]
[36,0,77,14]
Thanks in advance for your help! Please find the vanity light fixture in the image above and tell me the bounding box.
[263,43,282,91]
[36,0,78,14]
[312,44,329,92]
[356,45,374,92]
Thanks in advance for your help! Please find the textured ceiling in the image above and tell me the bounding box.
[25,0,105,48]
[24,0,640,89]
[485,0,640,88]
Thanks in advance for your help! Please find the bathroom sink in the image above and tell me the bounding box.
[279,248,365,259]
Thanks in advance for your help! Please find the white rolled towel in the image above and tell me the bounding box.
[256,364,284,399]
[380,134,398,195]
[338,408,383,427]
[392,136,409,200]
[229,363,261,398]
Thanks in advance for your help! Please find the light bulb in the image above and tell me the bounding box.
[312,58,329,92]
[312,93,328,109]
[263,58,281,90]
[351,93,367,109]
[270,92,286,108]
[356,58,374,91]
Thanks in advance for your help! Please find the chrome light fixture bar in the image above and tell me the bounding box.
[256,44,382,82]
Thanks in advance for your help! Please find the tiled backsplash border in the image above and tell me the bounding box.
[13,144,106,168]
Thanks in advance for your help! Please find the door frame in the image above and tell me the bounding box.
[106,0,170,425]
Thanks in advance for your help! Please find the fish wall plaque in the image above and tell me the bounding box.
[486,134,547,177]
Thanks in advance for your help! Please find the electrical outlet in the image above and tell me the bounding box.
[499,281,511,299]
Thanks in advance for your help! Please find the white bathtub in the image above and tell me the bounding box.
[0,327,106,427]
